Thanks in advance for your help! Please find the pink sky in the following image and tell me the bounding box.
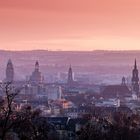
[0,0,140,51]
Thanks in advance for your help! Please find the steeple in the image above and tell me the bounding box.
[121,77,126,85]
[6,59,14,82]
[8,59,12,64]
[134,59,137,69]
[35,61,39,71]
[132,59,139,95]
[67,65,74,86]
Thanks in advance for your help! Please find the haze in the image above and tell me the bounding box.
[0,0,140,51]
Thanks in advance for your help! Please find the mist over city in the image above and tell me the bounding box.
[0,50,139,84]
[1,0,140,140]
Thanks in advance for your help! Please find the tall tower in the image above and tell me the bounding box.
[121,77,126,86]
[30,61,43,85]
[67,65,74,86]
[35,61,39,72]
[132,59,139,95]
[6,59,14,82]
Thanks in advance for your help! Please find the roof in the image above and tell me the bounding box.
[101,85,131,98]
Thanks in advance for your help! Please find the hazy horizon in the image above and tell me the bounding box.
[0,50,138,85]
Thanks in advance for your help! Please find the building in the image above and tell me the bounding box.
[30,61,43,85]
[132,59,139,95]
[46,85,62,100]
[101,77,131,99]
[6,59,14,82]
[67,65,74,87]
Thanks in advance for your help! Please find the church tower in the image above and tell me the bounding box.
[132,59,139,95]
[67,65,74,86]
[35,61,39,72]
[6,59,14,82]
[121,76,126,86]
[30,61,43,85]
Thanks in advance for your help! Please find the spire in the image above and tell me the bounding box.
[68,65,72,74]
[69,64,72,72]
[122,76,126,85]
[68,65,73,86]
[8,59,12,64]
[134,59,137,69]
[35,61,39,71]
[35,61,39,66]
[132,59,139,95]
[7,59,13,69]
[6,59,14,82]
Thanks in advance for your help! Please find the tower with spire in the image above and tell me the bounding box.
[67,65,74,87]
[6,59,14,82]
[35,61,39,72]
[132,59,139,95]
[30,61,43,85]
[121,76,126,86]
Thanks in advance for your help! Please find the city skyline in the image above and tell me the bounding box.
[1,0,140,51]
[0,51,138,86]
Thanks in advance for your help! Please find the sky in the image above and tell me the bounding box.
[1,0,140,51]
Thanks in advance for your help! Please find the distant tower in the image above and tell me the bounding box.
[35,61,39,72]
[67,65,74,86]
[132,59,139,95]
[6,59,14,82]
[121,77,126,85]
[30,61,43,85]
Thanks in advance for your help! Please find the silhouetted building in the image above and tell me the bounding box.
[121,77,126,86]
[101,84,131,99]
[30,61,43,85]
[132,59,139,95]
[6,59,14,82]
[101,78,131,98]
[67,65,74,87]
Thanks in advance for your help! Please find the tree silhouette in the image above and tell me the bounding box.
[0,82,19,140]
[0,82,57,140]
[77,113,140,140]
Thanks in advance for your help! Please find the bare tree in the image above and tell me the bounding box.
[0,82,19,140]
[0,82,57,140]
